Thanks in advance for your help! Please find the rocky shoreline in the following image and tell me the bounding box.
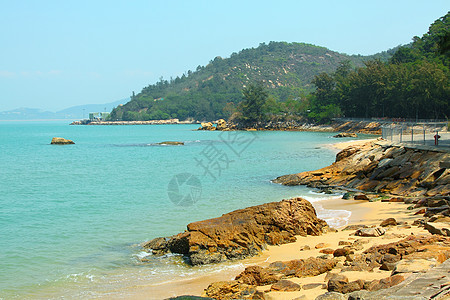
[274,139,449,197]
[197,119,384,135]
[157,139,450,300]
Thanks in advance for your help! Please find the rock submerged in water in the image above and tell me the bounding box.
[142,197,328,265]
[157,141,184,145]
[50,137,75,145]
[333,132,358,138]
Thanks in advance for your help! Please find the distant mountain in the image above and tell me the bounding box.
[109,41,397,121]
[56,98,129,119]
[0,98,129,120]
[0,108,58,120]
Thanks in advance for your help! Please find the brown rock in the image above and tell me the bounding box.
[364,235,449,257]
[338,241,352,246]
[267,257,337,278]
[51,137,75,144]
[157,141,184,145]
[342,280,365,294]
[392,259,438,274]
[414,208,427,215]
[388,197,404,202]
[380,218,397,227]
[216,119,227,131]
[327,274,349,292]
[424,222,450,236]
[315,243,331,249]
[333,248,351,257]
[354,193,370,201]
[427,198,448,207]
[273,142,450,198]
[320,248,335,254]
[328,275,365,293]
[235,266,279,286]
[333,132,358,138]
[364,274,407,291]
[270,279,301,291]
[199,122,215,130]
[404,244,450,263]
[336,146,360,162]
[143,197,327,265]
[342,224,367,231]
[203,281,264,300]
[302,283,326,290]
[299,245,311,251]
[355,227,385,237]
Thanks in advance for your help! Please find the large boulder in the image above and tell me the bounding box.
[51,137,75,145]
[216,119,228,131]
[143,197,328,265]
[199,122,215,130]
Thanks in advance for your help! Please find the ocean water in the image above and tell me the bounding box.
[0,122,362,299]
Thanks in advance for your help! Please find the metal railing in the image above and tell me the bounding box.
[381,124,449,148]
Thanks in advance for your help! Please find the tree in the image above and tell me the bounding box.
[311,72,337,107]
[240,83,268,123]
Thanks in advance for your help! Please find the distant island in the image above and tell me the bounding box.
[0,98,128,121]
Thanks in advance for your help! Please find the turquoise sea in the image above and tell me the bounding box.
[0,122,363,299]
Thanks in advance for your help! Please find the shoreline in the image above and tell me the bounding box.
[117,139,420,299]
[73,138,449,299]
[122,195,424,300]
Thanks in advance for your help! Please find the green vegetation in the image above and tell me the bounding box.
[110,13,449,123]
[109,42,394,121]
[238,83,268,124]
[308,12,450,121]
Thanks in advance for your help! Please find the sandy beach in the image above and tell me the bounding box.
[121,196,426,300]
[328,138,379,151]
[118,138,443,299]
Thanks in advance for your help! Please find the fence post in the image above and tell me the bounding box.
[411,127,414,143]
[400,126,403,143]
[423,125,426,145]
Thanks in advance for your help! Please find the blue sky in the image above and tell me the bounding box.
[0,1,448,111]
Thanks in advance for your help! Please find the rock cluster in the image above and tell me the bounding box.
[198,119,235,131]
[143,197,328,265]
[204,257,337,299]
[273,140,450,197]
[201,233,450,299]
[341,234,450,273]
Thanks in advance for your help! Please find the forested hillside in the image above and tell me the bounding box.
[310,12,449,121]
[109,42,395,121]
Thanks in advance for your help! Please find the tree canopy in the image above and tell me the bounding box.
[307,12,449,121]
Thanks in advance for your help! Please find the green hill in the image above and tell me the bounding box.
[109,42,395,121]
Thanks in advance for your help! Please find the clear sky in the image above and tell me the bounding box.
[0,1,448,111]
